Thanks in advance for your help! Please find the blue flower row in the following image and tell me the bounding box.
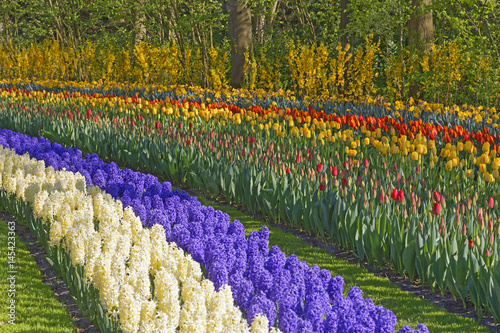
[0,128,427,333]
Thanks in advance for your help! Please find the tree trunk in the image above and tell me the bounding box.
[340,0,352,50]
[134,0,146,44]
[255,9,265,42]
[408,0,433,98]
[340,0,352,96]
[408,0,433,52]
[227,0,252,89]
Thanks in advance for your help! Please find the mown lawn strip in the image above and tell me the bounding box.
[0,218,79,333]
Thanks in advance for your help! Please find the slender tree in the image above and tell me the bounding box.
[227,0,253,88]
[408,0,433,52]
[340,0,352,49]
[408,0,433,98]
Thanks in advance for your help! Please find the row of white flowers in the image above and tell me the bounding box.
[0,146,279,333]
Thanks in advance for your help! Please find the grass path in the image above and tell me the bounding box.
[0,218,78,333]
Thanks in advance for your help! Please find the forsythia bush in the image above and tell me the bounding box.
[1,37,498,107]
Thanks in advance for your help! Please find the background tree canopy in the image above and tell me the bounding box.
[0,0,499,107]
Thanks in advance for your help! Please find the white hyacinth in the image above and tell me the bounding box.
[154,267,180,331]
[118,284,141,333]
[0,147,284,333]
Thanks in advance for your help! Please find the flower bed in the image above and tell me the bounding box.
[0,128,427,332]
[1,84,500,321]
[0,144,277,332]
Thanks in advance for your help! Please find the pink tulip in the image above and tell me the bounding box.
[488,197,495,209]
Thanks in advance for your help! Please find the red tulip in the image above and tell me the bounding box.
[155,121,159,129]
[250,136,255,145]
[468,239,474,247]
[397,190,405,202]
[317,163,323,173]
[296,155,301,164]
[331,166,338,177]
[356,175,362,186]
[319,183,325,191]
[433,191,440,202]
[379,190,386,204]
[391,188,398,200]
[462,223,467,236]
[488,197,495,209]
[485,248,491,257]
[432,202,441,215]
[286,167,290,174]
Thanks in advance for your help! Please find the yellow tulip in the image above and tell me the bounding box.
[482,142,490,153]
[484,172,494,183]
[411,151,419,161]
[445,160,453,171]
[465,140,473,152]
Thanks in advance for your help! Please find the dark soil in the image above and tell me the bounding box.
[0,212,99,332]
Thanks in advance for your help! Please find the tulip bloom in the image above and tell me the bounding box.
[397,190,405,202]
[468,239,474,247]
[317,163,323,173]
[319,183,325,191]
[379,190,386,204]
[296,155,301,164]
[433,191,440,202]
[286,167,290,174]
[432,202,441,215]
[488,197,495,209]
[391,188,398,200]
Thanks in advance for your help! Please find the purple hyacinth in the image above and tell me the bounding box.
[0,129,429,333]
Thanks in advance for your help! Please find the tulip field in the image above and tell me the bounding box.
[0,79,500,332]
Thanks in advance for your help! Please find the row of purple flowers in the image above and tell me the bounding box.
[0,128,427,333]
